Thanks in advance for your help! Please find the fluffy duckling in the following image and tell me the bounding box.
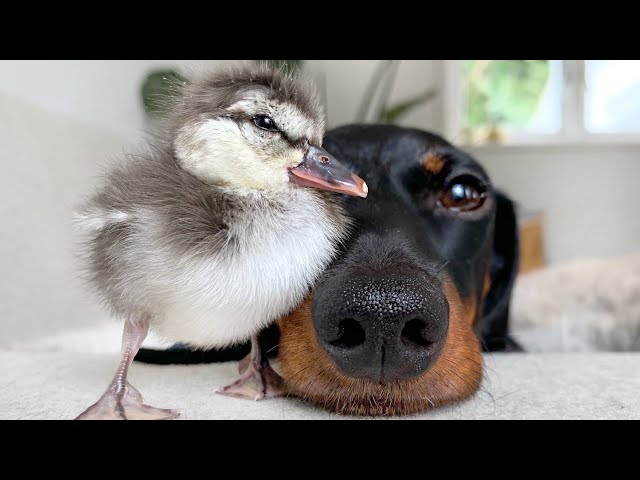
[74,63,367,420]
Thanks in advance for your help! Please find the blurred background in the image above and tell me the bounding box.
[2,60,639,350]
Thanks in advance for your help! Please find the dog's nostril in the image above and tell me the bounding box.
[329,318,366,349]
[401,318,432,347]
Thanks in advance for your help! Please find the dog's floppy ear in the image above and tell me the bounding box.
[479,191,523,351]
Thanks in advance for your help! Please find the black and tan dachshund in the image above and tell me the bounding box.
[137,124,521,416]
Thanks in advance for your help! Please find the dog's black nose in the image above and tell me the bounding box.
[312,274,449,382]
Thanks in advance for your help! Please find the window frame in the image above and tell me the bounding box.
[443,60,640,148]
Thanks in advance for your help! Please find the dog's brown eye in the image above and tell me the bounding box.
[440,176,487,212]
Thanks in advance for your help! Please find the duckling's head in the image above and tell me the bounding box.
[167,63,367,197]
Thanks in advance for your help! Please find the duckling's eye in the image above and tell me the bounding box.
[253,115,280,132]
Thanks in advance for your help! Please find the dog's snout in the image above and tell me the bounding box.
[313,275,449,382]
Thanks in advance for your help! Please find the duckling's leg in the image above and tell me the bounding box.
[76,318,180,420]
[216,336,284,401]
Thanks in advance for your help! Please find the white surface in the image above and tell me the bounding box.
[5,312,639,419]
[1,350,638,420]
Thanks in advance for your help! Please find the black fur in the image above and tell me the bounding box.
[480,192,522,351]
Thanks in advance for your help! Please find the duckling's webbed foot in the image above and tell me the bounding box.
[76,319,180,420]
[216,336,284,401]
[76,381,180,420]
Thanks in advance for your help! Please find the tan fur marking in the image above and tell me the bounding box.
[483,271,492,298]
[422,152,445,175]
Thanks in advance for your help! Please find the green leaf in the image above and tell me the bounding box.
[141,70,187,118]
[379,88,437,123]
[463,60,550,128]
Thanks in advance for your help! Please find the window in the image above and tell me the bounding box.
[585,60,640,133]
[444,60,640,146]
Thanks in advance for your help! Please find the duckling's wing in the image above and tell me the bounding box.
[74,144,232,237]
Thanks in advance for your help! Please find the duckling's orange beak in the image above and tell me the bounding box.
[288,146,368,198]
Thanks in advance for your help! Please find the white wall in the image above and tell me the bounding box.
[305,60,443,132]
[0,60,223,141]
[0,92,126,344]
[470,145,640,265]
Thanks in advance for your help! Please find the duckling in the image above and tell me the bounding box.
[74,63,367,420]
